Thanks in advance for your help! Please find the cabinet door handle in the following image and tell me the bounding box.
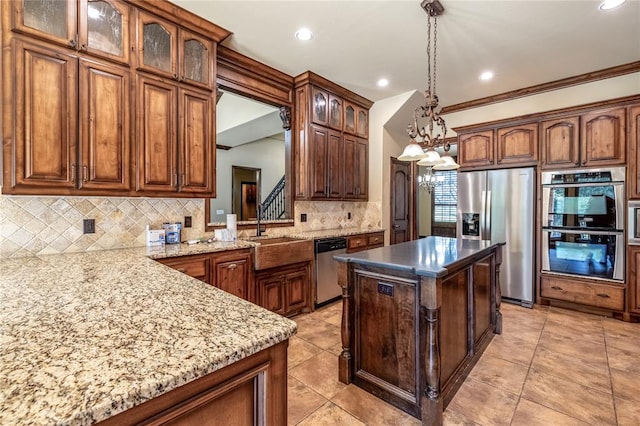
[176,268,186,273]
[596,293,610,298]
[68,38,77,48]
[551,285,563,290]
[227,263,237,270]
[172,172,178,188]
[82,165,88,182]
[70,164,76,183]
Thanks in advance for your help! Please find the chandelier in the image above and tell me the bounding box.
[398,0,459,177]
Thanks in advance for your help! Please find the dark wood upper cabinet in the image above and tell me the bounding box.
[343,135,368,200]
[10,41,78,190]
[78,58,130,190]
[328,94,343,130]
[311,86,329,126]
[136,11,178,79]
[458,130,494,168]
[179,29,214,90]
[356,107,369,138]
[540,116,580,169]
[11,0,77,48]
[496,123,538,165]
[344,102,356,134]
[580,107,626,167]
[79,0,130,64]
[629,105,640,199]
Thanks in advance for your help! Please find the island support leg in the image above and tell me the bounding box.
[494,245,503,335]
[421,306,442,426]
[337,262,352,384]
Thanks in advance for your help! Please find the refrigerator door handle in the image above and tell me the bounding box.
[482,190,492,240]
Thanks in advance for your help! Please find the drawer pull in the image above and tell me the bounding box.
[227,263,237,269]
[596,293,611,298]
[551,286,563,290]
[176,268,186,273]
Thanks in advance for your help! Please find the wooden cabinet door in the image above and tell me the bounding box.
[309,124,329,198]
[179,29,214,90]
[355,138,369,199]
[211,250,252,300]
[473,254,493,346]
[328,94,343,130]
[178,88,214,194]
[327,129,342,199]
[285,267,308,313]
[158,254,210,284]
[344,102,356,134]
[342,134,357,198]
[540,116,580,169]
[136,10,178,80]
[356,107,369,138]
[629,105,640,199]
[78,58,130,191]
[12,41,77,189]
[311,87,329,126]
[581,107,626,167]
[629,247,640,314]
[12,0,77,49]
[137,75,177,192]
[496,123,538,165]
[257,273,286,315]
[78,0,130,65]
[458,131,494,168]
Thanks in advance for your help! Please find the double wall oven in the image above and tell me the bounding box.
[541,167,625,282]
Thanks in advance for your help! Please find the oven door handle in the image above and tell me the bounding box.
[542,181,624,189]
[542,228,623,236]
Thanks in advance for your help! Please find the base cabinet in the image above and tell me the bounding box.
[256,262,311,317]
[98,340,288,426]
[346,231,384,253]
[540,275,625,311]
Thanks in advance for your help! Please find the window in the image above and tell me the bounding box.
[432,170,457,223]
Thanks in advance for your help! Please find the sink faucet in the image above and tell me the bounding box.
[256,203,264,237]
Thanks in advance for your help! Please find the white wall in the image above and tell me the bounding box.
[210,137,285,222]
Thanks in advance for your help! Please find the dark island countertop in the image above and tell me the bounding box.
[334,236,503,278]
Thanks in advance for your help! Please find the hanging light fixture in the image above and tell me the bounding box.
[399,0,459,175]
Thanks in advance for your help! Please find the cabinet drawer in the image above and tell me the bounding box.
[541,276,624,311]
[368,233,384,246]
[160,256,210,282]
[347,235,368,251]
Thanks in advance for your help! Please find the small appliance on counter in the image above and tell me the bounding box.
[146,225,165,247]
[163,222,182,244]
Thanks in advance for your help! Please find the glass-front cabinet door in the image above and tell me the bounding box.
[357,107,368,138]
[328,95,343,130]
[137,11,177,79]
[180,30,213,89]
[344,102,356,134]
[79,0,130,64]
[13,0,77,48]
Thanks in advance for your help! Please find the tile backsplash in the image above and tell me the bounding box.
[0,195,382,258]
[0,196,204,258]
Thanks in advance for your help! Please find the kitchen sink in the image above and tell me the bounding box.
[247,236,314,270]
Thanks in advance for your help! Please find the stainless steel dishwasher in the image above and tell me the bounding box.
[315,237,347,307]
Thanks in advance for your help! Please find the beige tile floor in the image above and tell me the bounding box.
[287,301,640,425]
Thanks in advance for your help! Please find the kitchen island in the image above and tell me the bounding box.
[334,237,503,425]
[0,248,296,425]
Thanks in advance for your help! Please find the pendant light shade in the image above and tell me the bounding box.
[417,148,443,166]
[432,153,460,170]
[398,141,427,161]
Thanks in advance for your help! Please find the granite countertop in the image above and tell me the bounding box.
[334,236,503,278]
[0,248,297,425]
[144,239,257,260]
[286,227,386,240]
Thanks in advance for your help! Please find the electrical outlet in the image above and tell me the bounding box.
[301,213,307,222]
[83,219,95,234]
[348,212,352,220]
[184,216,192,228]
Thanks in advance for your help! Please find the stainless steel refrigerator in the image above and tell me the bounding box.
[457,167,535,307]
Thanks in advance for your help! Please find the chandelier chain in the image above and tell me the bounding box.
[433,17,438,101]
[426,17,432,98]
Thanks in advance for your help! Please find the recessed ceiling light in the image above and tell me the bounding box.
[294,28,313,41]
[599,0,626,10]
[377,78,389,87]
[479,71,494,81]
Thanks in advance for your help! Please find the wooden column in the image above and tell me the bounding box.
[493,245,503,335]
[420,276,443,426]
[337,261,352,384]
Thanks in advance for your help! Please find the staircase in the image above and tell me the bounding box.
[260,176,286,220]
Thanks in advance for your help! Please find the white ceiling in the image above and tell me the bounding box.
[172,0,640,108]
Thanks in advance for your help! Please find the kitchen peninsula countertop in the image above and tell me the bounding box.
[0,248,297,425]
[335,236,502,278]
[286,227,385,240]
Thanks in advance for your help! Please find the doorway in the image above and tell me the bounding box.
[232,166,261,221]
[389,157,415,244]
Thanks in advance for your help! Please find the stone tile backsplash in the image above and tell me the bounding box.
[0,196,382,258]
[0,196,205,258]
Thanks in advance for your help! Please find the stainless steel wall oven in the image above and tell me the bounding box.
[541,167,625,281]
